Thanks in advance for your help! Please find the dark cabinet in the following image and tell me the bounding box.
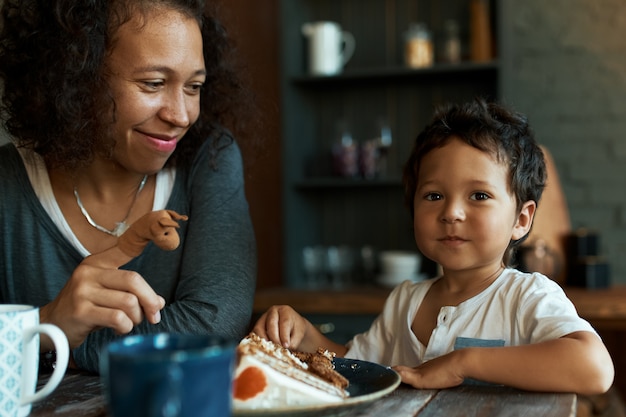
[280,0,500,287]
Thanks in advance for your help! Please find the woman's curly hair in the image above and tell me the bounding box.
[0,0,251,170]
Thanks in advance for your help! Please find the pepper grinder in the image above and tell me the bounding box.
[469,0,493,62]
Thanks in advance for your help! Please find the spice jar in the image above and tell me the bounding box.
[442,20,461,64]
[404,23,433,68]
[331,124,358,178]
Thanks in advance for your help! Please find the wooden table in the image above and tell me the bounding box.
[32,371,105,417]
[31,370,576,417]
[31,286,620,416]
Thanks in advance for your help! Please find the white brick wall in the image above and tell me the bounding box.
[502,0,626,283]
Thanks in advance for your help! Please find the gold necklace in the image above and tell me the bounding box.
[73,175,148,237]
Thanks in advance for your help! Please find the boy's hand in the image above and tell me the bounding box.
[253,305,311,350]
[393,351,465,389]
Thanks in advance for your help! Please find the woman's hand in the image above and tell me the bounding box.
[39,262,165,349]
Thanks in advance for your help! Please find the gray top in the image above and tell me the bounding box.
[0,137,257,372]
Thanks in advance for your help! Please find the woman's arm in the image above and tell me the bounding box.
[71,139,257,372]
[169,139,257,338]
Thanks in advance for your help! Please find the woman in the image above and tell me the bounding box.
[0,0,257,372]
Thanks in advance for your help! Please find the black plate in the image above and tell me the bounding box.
[233,358,401,417]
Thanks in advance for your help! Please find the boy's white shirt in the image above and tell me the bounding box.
[345,268,596,367]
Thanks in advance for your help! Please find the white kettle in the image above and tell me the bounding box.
[301,21,355,76]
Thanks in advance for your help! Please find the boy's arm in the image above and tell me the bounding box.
[396,331,614,395]
[253,305,348,356]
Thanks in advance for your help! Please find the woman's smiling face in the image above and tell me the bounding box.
[104,7,206,174]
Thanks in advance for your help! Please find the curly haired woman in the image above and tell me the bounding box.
[0,0,257,372]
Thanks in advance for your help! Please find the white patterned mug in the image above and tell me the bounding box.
[0,305,69,417]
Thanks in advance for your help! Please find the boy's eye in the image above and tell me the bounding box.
[424,192,442,201]
[471,192,490,201]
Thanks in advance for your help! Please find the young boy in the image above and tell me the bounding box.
[253,99,614,395]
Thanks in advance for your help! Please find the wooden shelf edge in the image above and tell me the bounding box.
[291,61,499,85]
[254,286,626,330]
[253,287,391,315]
[294,177,403,189]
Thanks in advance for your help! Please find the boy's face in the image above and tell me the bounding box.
[412,137,535,275]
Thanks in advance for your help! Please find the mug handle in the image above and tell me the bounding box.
[340,31,356,66]
[21,324,69,405]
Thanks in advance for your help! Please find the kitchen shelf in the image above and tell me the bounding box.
[280,0,500,288]
[292,61,499,85]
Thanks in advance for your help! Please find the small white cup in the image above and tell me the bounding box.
[0,305,69,417]
[302,21,355,76]
[378,251,421,286]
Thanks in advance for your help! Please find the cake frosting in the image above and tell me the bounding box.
[233,333,349,409]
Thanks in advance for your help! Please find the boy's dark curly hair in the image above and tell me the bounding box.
[402,98,547,264]
[0,0,252,170]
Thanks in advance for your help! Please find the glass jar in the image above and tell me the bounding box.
[404,23,433,68]
[442,20,461,64]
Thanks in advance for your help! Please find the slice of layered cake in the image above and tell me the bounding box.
[233,332,349,409]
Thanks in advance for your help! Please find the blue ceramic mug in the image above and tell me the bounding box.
[100,333,236,417]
